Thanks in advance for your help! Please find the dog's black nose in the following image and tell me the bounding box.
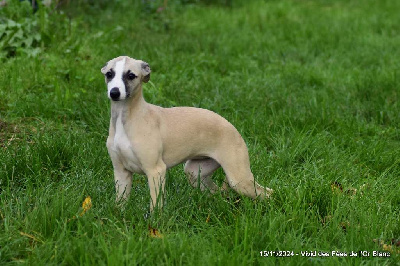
[110,87,120,100]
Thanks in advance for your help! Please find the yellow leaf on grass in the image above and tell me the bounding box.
[373,238,400,254]
[80,196,92,216]
[149,225,163,238]
[206,213,211,223]
[331,181,343,194]
[20,231,44,243]
[382,244,392,252]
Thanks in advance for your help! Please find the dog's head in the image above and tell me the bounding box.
[101,56,151,101]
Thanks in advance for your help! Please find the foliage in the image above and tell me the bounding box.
[0,0,76,60]
[0,18,41,58]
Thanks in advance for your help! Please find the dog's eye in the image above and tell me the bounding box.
[106,71,113,79]
[128,73,137,80]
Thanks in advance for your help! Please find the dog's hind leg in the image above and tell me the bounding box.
[184,158,223,193]
[216,147,273,199]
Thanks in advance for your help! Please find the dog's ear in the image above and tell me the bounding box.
[141,61,151,83]
[101,61,109,74]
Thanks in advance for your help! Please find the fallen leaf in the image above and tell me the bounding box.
[345,188,357,196]
[321,215,332,226]
[382,244,392,252]
[339,221,350,232]
[80,196,92,216]
[373,238,400,254]
[149,225,163,238]
[331,181,343,193]
[206,213,211,223]
[20,231,44,243]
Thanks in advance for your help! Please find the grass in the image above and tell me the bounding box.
[0,0,399,264]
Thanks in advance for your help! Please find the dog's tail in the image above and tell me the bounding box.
[222,176,273,200]
[254,182,273,200]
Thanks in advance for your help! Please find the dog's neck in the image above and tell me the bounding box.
[110,85,147,128]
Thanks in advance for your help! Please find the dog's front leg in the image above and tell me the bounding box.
[114,167,133,202]
[145,162,167,213]
[107,140,132,203]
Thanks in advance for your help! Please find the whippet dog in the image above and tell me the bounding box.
[101,56,273,212]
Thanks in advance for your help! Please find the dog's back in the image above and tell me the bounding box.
[155,105,244,167]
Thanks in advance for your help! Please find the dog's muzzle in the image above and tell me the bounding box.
[110,87,121,101]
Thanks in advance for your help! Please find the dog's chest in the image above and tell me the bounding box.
[111,116,143,173]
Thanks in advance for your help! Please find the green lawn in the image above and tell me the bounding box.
[0,0,399,264]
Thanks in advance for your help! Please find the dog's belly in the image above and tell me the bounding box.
[163,152,211,169]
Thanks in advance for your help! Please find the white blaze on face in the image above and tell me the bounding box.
[108,58,127,100]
